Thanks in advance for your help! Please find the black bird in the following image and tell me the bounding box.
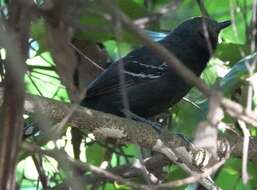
[81,17,231,122]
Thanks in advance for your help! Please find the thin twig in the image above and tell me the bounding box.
[32,155,48,189]
[238,120,250,184]
[70,43,104,71]
[156,153,228,188]
[251,0,257,53]
[196,0,209,17]
[229,1,246,57]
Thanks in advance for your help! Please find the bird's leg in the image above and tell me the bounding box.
[123,109,162,131]
[23,121,40,139]
[176,133,194,147]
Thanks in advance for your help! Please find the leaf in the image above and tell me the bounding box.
[86,143,106,166]
[173,53,257,135]
[248,161,257,189]
[103,31,168,60]
[171,100,205,137]
[215,43,250,64]
[220,52,257,96]
[76,0,147,42]
[117,0,147,19]
[103,40,133,60]
[216,158,241,190]
[30,19,48,55]
[166,165,188,190]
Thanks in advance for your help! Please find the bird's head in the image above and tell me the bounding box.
[172,17,231,55]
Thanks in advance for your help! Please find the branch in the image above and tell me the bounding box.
[9,90,217,188]
[77,134,257,187]
[0,1,32,189]
[6,90,245,189]
[22,141,227,190]
[22,142,150,190]
[196,0,209,17]
[0,88,250,188]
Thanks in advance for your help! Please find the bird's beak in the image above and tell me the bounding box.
[217,20,231,31]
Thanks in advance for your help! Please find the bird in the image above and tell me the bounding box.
[81,17,231,127]
[23,17,231,138]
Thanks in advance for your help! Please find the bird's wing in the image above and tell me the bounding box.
[85,47,168,98]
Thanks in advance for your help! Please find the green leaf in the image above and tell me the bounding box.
[103,40,133,60]
[30,18,48,55]
[166,165,188,190]
[76,0,147,42]
[220,52,257,96]
[102,183,116,190]
[171,100,205,137]
[216,158,241,190]
[248,161,257,189]
[117,0,147,19]
[86,143,106,166]
[215,43,250,64]
[235,179,253,190]
[122,144,138,156]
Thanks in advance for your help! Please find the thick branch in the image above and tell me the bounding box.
[0,1,31,189]
[8,91,255,188]
[4,90,218,188]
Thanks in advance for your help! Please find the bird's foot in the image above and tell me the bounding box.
[176,133,193,146]
[23,123,40,139]
[123,110,162,131]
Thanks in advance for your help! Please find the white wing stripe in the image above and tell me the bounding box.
[132,61,168,70]
[124,70,160,79]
